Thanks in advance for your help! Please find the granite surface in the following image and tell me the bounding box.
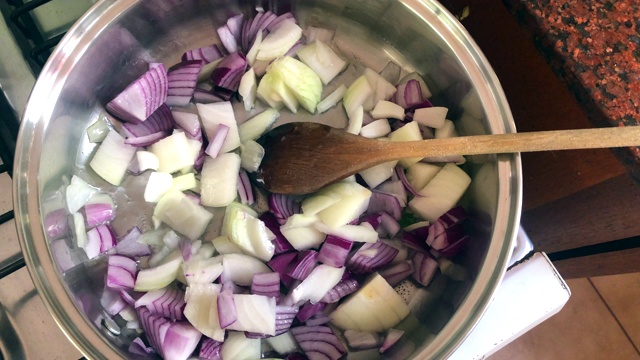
[504,0,640,182]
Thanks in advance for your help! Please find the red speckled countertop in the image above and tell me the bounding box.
[504,0,640,182]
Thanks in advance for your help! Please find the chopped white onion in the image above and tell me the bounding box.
[291,265,345,304]
[413,106,448,129]
[317,84,347,114]
[370,100,405,120]
[239,68,258,111]
[197,102,241,153]
[238,108,280,143]
[297,40,347,85]
[359,119,392,138]
[136,151,160,172]
[144,172,174,203]
[154,190,213,240]
[200,152,241,207]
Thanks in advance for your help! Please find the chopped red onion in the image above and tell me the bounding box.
[119,289,138,306]
[305,315,332,326]
[199,337,222,360]
[217,286,238,329]
[412,251,439,286]
[101,288,127,316]
[135,286,186,321]
[114,226,152,257]
[317,236,353,268]
[286,250,318,280]
[172,111,202,139]
[296,301,326,322]
[378,212,401,238]
[259,212,294,254]
[290,325,347,360]
[205,123,229,158]
[237,169,254,205]
[106,255,137,291]
[344,329,383,350]
[124,130,171,147]
[217,14,244,54]
[193,88,226,104]
[129,336,155,355]
[211,52,247,92]
[379,260,413,287]
[166,60,205,106]
[161,320,202,360]
[84,202,115,228]
[346,241,399,275]
[86,224,116,258]
[182,44,224,63]
[242,11,278,51]
[427,206,470,257]
[358,213,382,230]
[319,278,359,303]
[367,190,402,221]
[275,305,299,335]
[266,12,296,32]
[44,208,68,240]
[379,328,405,354]
[268,193,301,225]
[394,165,421,197]
[122,104,174,137]
[106,64,168,123]
[393,79,423,109]
[251,272,281,298]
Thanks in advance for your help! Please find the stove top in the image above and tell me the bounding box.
[0,1,570,359]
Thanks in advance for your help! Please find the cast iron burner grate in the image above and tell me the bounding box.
[6,0,61,71]
[0,89,24,280]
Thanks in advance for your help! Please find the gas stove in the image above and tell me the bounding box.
[0,1,570,359]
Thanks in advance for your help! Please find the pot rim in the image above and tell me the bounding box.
[13,0,522,359]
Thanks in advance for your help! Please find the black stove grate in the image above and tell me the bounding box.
[0,86,24,280]
[6,0,61,71]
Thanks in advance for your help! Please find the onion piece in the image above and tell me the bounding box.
[217,285,237,329]
[106,255,136,291]
[166,60,205,106]
[259,212,294,254]
[379,328,405,354]
[290,325,347,360]
[106,64,168,123]
[182,257,224,285]
[219,14,244,54]
[129,337,155,355]
[114,226,151,257]
[193,88,226,104]
[412,251,438,286]
[66,175,96,214]
[135,284,186,321]
[87,118,110,143]
[287,250,319,280]
[237,169,254,205]
[238,67,258,111]
[199,337,222,360]
[367,190,402,220]
[44,208,69,240]
[267,251,298,288]
[240,140,265,173]
[297,40,347,85]
[238,107,280,143]
[222,253,272,286]
[346,240,399,275]
[269,193,302,224]
[378,260,414,287]
[154,189,213,240]
[134,251,183,292]
[123,103,174,137]
[171,111,201,139]
[297,301,326,322]
[317,235,353,268]
[317,84,347,114]
[256,18,303,61]
[84,194,116,227]
[291,265,345,304]
[251,272,281,298]
[220,331,261,360]
[86,224,117,258]
[266,331,299,355]
[275,305,299,335]
[225,294,277,335]
[182,44,224,63]
[394,79,423,109]
[320,278,359,303]
[204,123,229,158]
[344,329,383,350]
[211,52,247,92]
[359,118,392,138]
[90,129,137,186]
[101,287,127,316]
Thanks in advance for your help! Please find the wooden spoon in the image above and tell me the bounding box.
[254,122,640,195]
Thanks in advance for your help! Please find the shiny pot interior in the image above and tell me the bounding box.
[14,0,521,358]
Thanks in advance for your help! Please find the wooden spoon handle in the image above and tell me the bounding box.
[391,126,640,158]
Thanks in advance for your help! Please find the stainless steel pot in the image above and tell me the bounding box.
[13,0,521,358]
